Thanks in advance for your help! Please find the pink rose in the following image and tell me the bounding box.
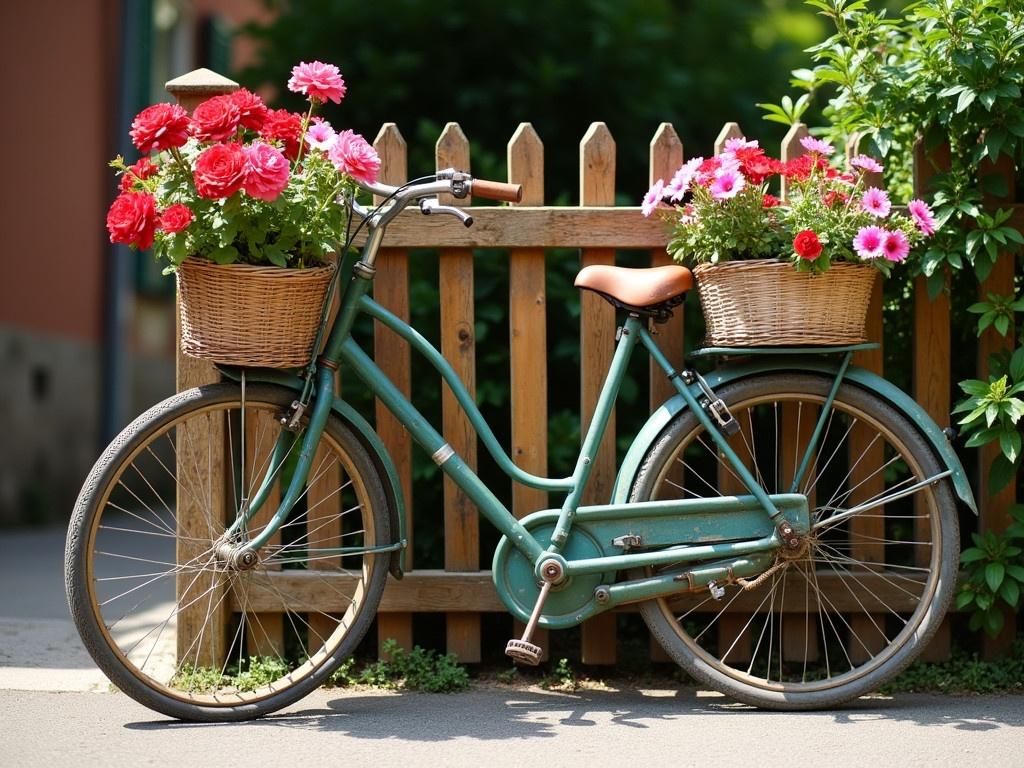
[328,130,380,184]
[287,61,346,104]
[191,94,242,142]
[106,192,158,249]
[193,143,247,199]
[229,88,268,131]
[129,103,191,154]
[159,203,194,233]
[243,142,290,201]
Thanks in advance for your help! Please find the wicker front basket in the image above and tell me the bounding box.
[693,260,877,347]
[177,258,335,368]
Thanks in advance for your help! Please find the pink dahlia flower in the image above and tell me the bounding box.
[328,130,380,184]
[908,199,937,235]
[861,187,891,218]
[883,230,910,262]
[288,61,346,104]
[800,135,835,155]
[850,154,884,174]
[710,168,745,200]
[243,142,290,201]
[305,117,337,151]
[853,226,886,260]
[723,137,759,152]
[641,179,665,217]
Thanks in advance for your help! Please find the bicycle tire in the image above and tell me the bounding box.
[65,383,391,721]
[629,373,959,709]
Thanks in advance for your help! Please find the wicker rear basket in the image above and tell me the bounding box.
[177,258,335,368]
[693,260,877,347]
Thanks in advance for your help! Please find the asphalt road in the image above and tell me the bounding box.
[5,686,1024,768]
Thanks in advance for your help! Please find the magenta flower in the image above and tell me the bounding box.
[242,142,290,201]
[642,179,665,217]
[908,198,937,235]
[723,137,759,152]
[800,135,835,155]
[328,129,381,184]
[883,230,910,262]
[853,226,886,260]
[709,168,745,200]
[305,117,337,151]
[287,61,347,104]
[850,154,884,174]
[664,157,702,202]
[861,187,891,218]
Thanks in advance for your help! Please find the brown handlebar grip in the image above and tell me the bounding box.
[471,179,523,203]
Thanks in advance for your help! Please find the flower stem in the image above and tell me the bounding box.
[295,102,317,166]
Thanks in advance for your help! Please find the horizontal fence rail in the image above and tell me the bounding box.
[170,74,1018,665]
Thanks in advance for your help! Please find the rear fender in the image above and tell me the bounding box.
[217,366,408,577]
[613,360,977,515]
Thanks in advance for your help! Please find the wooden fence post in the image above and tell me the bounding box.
[579,123,618,664]
[437,123,481,662]
[372,124,415,656]
[509,123,549,660]
[165,68,238,669]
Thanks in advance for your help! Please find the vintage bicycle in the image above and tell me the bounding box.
[65,170,974,721]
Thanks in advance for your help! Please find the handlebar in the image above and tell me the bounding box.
[470,179,523,203]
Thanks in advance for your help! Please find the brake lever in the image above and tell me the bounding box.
[419,197,474,228]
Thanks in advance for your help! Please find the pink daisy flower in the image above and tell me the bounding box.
[882,230,910,262]
[723,137,759,152]
[664,157,703,202]
[850,154,884,173]
[305,117,337,151]
[861,187,891,218]
[641,179,665,217]
[710,168,745,200]
[908,198,937,235]
[853,226,886,260]
[287,61,347,104]
[800,135,835,155]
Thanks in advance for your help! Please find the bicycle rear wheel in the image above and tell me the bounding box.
[65,383,390,721]
[630,373,959,709]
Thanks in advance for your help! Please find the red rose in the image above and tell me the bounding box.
[106,192,158,249]
[129,103,191,154]
[793,229,823,261]
[193,143,247,199]
[761,193,781,209]
[260,108,303,160]
[229,88,268,130]
[191,94,242,142]
[159,203,194,233]
[119,157,160,192]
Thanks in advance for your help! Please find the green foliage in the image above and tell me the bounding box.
[540,657,578,690]
[329,640,470,693]
[882,640,1024,693]
[169,655,290,693]
[956,505,1024,637]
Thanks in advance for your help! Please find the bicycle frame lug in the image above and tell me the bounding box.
[352,261,376,280]
[777,521,801,549]
[612,534,642,550]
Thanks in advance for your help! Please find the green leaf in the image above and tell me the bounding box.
[988,454,1019,496]
[964,427,1000,447]
[985,561,1005,594]
[960,547,988,563]
[1000,578,1020,608]
[994,315,1010,337]
[1000,430,1022,463]
[1007,564,1024,582]
[960,379,993,396]
[955,589,975,610]
[1010,348,1024,382]
[956,89,976,113]
[208,245,238,265]
[984,606,1005,638]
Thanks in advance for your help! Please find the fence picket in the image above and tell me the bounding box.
[437,123,481,662]
[579,122,618,664]
[508,123,550,660]
[372,124,415,656]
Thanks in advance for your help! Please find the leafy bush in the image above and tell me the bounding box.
[957,504,1024,636]
[329,640,470,693]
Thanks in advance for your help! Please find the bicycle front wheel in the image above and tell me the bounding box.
[66,383,391,721]
[630,373,959,709]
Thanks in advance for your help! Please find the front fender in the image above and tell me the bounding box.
[217,366,408,577]
[613,360,977,515]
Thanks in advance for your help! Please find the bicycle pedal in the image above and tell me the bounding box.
[505,638,543,666]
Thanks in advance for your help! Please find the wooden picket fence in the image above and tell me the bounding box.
[169,70,1018,666]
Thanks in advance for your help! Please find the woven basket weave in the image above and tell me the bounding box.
[177,258,335,368]
[693,260,877,347]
